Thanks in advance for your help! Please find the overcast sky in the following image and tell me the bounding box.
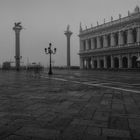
[0,0,139,67]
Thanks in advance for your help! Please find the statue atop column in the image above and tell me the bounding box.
[13,22,23,71]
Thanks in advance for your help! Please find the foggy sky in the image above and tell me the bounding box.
[0,0,139,67]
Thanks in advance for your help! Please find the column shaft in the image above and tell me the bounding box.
[119,31,124,46]
[97,36,101,49]
[111,55,114,68]
[104,56,107,68]
[85,40,89,50]
[91,38,95,49]
[119,55,122,68]
[111,33,115,47]
[103,35,108,48]
[127,29,134,44]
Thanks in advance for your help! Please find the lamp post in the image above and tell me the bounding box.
[44,43,56,75]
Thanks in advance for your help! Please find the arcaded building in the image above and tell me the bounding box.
[79,6,140,69]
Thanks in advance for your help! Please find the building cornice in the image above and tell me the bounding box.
[79,44,140,56]
[79,13,140,38]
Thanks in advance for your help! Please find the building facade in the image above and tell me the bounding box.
[79,6,140,70]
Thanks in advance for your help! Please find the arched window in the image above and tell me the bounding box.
[106,56,111,68]
[114,57,119,68]
[115,33,119,46]
[94,38,97,49]
[100,60,104,68]
[123,31,127,44]
[122,57,128,68]
[133,29,137,43]
[94,60,97,68]
[132,56,138,68]
[88,39,91,50]
[107,35,111,47]
[100,36,103,48]
[83,40,86,50]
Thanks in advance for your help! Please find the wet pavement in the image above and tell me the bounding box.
[0,70,140,140]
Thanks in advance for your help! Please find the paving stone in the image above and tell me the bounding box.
[15,127,60,139]
[86,126,101,136]
[82,135,107,140]
[0,70,140,140]
[71,119,108,128]
[4,135,31,140]
[128,118,140,129]
[61,124,86,140]
[130,129,140,139]
[109,116,129,130]
[102,128,130,138]
[107,137,131,140]
[93,111,109,121]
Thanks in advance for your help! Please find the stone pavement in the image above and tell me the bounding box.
[0,70,140,140]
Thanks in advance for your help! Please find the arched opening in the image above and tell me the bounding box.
[94,38,97,49]
[88,58,91,69]
[88,39,91,50]
[122,57,128,68]
[114,57,119,68]
[100,36,103,48]
[100,60,104,68]
[133,29,137,43]
[83,41,86,50]
[132,56,138,68]
[107,35,111,47]
[94,60,97,69]
[115,33,119,46]
[107,56,111,68]
[123,31,127,44]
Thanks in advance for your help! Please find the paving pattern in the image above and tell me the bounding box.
[0,70,140,140]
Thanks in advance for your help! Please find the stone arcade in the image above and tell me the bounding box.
[79,6,140,70]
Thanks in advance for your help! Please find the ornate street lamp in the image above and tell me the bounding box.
[44,43,56,75]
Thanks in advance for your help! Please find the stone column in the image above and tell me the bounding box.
[111,55,114,68]
[13,23,23,71]
[91,38,95,49]
[111,33,115,47]
[104,56,107,69]
[119,55,122,68]
[137,27,140,43]
[85,39,89,50]
[103,35,108,48]
[91,57,94,69]
[64,28,73,68]
[119,31,124,46]
[97,36,101,49]
[127,29,134,44]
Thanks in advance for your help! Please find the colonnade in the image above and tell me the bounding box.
[80,53,139,69]
[80,27,140,51]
